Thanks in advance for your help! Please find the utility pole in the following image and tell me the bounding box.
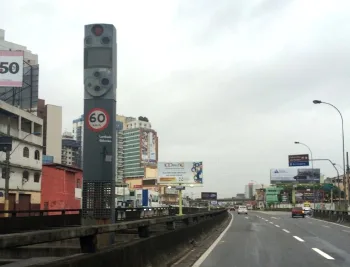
[4,117,11,217]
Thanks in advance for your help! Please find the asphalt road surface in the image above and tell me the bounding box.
[192,211,350,267]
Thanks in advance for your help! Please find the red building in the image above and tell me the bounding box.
[41,163,82,211]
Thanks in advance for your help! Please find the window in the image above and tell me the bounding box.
[34,150,40,160]
[22,170,29,180]
[34,172,40,183]
[23,147,29,158]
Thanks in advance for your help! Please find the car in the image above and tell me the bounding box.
[237,205,248,214]
[303,207,312,216]
[292,207,305,218]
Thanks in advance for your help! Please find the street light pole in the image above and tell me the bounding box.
[294,141,315,208]
[313,100,348,206]
[4,117,11,217]
[309,158,340,208]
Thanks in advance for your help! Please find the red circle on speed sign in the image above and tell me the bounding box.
[86,108,110,132]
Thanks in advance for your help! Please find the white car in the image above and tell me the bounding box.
[237,206,248,214]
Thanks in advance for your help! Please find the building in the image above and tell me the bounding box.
[244,183,266,199]
[72,115,84,168]
[0,29,39,112]
[0,100,43,212]
[37,99,62,164]
[41,163,82,211]
[123,127,158,180]
[61,132,80,167]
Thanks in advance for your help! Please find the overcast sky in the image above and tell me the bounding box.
[1,0,350,197]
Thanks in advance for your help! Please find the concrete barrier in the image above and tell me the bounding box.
[0,207,206,234]
[26,210,229,267]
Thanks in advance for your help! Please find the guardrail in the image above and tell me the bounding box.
[0,209,227,253]
[0,207,206,234]
[313,209,350,223]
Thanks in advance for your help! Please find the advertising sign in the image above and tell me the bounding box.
[295,190,323,203]
[0,50,24,87]
[165,187,178,195]
[140,129,157,165]
[288,154,309,167]
[158,162,203,185]
[201,192,217,200]
[270,168,320,184]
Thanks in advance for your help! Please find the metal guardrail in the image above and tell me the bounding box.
[312,209,350,223]
[0,207,207,234]
[0,209,227,253]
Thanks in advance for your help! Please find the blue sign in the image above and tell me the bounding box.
[289,162,309,167]
[288,154,309,167]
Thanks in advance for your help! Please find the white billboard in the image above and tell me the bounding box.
[0,50,24,87]
[270,168,320,184]
[158,162,203,186]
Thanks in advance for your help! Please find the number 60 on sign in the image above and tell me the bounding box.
[87,108,110,132]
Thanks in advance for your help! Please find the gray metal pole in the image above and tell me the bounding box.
[314,101,347,206]
[310,158,340,208]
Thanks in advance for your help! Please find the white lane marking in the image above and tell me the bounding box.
[191,212,234,267]
[283,229,290,233]
[245,217,249,219]
[275,225,280,228]
[312,248,335,260]
[322,225,330,228]
[342,230,350,233]
[293,236,305,242]
[271,216,278,219]
[269,221,273,224]
[307,216,350,229]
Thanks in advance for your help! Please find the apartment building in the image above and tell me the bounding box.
[0,100,43,211]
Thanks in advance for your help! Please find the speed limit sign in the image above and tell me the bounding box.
[86,108,110,132]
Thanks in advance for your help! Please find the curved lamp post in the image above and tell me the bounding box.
[313,100,348,205]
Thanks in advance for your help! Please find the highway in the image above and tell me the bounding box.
[192,211,350,267]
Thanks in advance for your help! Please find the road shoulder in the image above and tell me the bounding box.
[169,212,232,267]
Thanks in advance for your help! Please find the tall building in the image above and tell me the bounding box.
[61,132,81,167]
[72,115,84,168]
[37,99,62,164]
[0,100,43,212]
[122,117,158,189]
[244,183,266,199]
[0,29,39,112]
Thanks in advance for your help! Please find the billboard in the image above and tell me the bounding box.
[0,62,39,110]
[0,50,24,87]
[201,192,217,200]
[158,162,203,186]
[270,168,320,184]
[140,129,157,165]
[295,190,324,203]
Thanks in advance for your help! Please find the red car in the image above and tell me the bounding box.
[292,207,305,218]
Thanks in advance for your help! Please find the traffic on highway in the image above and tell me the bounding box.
[193,210,350,267]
